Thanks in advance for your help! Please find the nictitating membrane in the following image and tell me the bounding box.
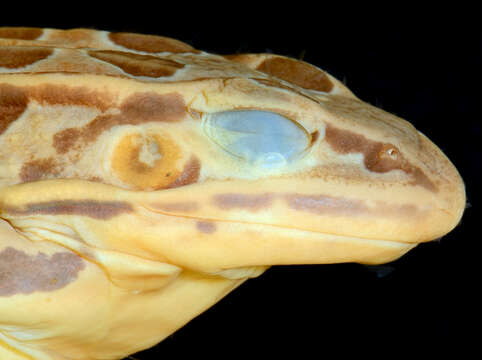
[204,110,310,168]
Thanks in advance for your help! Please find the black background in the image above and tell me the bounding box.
[2,4,479,358]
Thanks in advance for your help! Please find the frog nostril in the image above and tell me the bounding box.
[380,145,399,160]
[387,147,398,158]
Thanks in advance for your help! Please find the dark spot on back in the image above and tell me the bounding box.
[2,83,115,139]
[108,32,197,53]
[19,157,60,182]
[53,92,186,154]
[120,92,185,122]
[0,247,85,297]
[0,27,44,40]
[325,124,438,192]
[256,56,334,92]
[28,84,114,111]
[52,128,82,154]
[5,200,134,220]
[88,50,184,78]
[0,46,53,69]
[0,83,28,135]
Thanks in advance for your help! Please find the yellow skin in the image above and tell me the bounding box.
[0,28,465,359]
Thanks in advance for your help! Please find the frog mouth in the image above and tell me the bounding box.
[0,177,462,273]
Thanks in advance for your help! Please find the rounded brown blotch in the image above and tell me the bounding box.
[108,32,197,53]
[53,128,82,154]
[0,27,44,40]
[119,92,186,123]
[88,50,184,78]
[0,247,85,297]
[0,46,53,69]
[196,221,217,234]
[19,157,60,182]
[28,84,114,112]
[256,56,334,92]
[0,84,28,135]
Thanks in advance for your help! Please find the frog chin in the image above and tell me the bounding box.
[149,214,419,275]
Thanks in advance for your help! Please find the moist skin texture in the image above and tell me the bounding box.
[0,27,465,360]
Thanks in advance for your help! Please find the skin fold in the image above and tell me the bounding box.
[0,27,465,359]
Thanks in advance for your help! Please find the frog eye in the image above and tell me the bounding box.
[203,110,310,168]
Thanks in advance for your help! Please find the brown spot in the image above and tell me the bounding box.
[88,50,184,78]
[0,83,28,135]
[324,124,437,192]
[0,27,44,40]
[256,56,334,92]
[0,46,53,69]
[19,158,60,182]
[120,92,185,123]
[28,84,114,111]
[196,221,216,234]
[53,92,186,154]
[0,247,85,297]
[52,128,82,154]
[6,200,134,220]
[213,193,274,211]
[108,32,197,53]
[409,167,440,194]
[167,156,201,188]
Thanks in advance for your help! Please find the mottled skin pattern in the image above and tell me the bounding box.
[0,27,465,359]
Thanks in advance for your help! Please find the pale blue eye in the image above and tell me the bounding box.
[203,110,310,168]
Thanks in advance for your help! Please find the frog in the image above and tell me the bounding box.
[0,27,465,360]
